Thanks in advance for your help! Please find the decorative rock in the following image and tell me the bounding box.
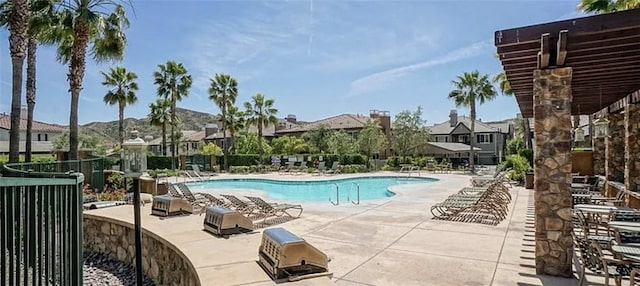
[83,252,155,286]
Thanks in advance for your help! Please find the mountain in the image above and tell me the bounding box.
[80,107,219,145]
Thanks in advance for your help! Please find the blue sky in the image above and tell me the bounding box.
[0,1,585,126]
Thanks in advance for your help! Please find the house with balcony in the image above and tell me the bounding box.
[0,107,67,154]
[427,110,513,165]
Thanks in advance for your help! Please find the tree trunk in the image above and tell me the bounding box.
[469,100,476,174]
[258,120,263,156]
[8,0,29,163]
[170,97,176,170]
[222,105,228,171]
[67,19,89,161]
[118,102,125,171]
[25,38,37,163]
[161,123,167,156]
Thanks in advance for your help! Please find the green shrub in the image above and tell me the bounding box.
[337,164,367,173]
[500,154,531,182]
[147,156,176,170]
[217,154,262,168]
[229,166,250,174]
[518,149,534,168]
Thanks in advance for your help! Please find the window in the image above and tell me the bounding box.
[44,134,48,141]
[458,135,469,143]
[476,134,494,144]
[434,135,448,143]
[37,134,41,141]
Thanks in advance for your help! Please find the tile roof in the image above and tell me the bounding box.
[429,116,506,135]
[276,114,370,134]
[0,113,67,133]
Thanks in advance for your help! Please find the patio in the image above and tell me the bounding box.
[495,7,640,284]
[85,172,604,286]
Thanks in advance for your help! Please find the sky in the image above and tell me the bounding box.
[0,0,587,127]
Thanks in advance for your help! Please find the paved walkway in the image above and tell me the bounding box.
[86,172,605,286]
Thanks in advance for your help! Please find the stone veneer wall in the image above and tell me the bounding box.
[83,214,200,286]
[532,68,573,277]
[592,137,605,176]
[625,104,640,192]
[606,112,625,183]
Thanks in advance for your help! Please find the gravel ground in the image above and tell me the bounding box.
[83,252,155,286]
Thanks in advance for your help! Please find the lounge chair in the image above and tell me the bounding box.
[173,183,213,213]
[245,196,303,223]
[325,161,341,175]
[192,164,216,178]
[430,185,510,225]
[314,161,326,175]
[220,194,256,215]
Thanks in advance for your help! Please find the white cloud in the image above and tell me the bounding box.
[348,40,492,96]
[184,2,312,94]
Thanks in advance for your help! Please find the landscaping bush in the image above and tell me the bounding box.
[500,154,531,182]
[146,168,179,177]
[229,166,250,174]
[216,154,262,168]
[147,156,177,170]
[518,149,534,168]
[337,164,367,173]
[385,156,434,169]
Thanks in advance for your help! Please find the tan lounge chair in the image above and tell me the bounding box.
[245,196,303,223]
[220,194,256,215]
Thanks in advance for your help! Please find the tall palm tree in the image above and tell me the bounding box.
[448,71,497,174]
[101,66,138,149]
[153,61,192,170]
[208,73,238,171]
[578,0,640,13]
[148,99,172,156]
[24,0,59,162]
[492,72,513,96]
[244,93,278,157]
[49,0,131,160]
[221,105,245,155]
[1,0,29,163]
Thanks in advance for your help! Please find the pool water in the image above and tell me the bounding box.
[186,176,437,202]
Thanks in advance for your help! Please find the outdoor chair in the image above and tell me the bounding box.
[574,232,634,286]
[326,162,341,175]
[574,210,615,248]
[220,194,256,215]
[169,183,210,213]
[430,188,509,225]
[192,164,217,178]
[244,196,303,223]
[314,161,326,175]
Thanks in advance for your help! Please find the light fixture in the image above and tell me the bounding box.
[121,129,148,286]
[594,86,609,139]
[574,105,585,142]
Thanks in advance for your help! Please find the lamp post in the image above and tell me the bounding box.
[121,130,147,285]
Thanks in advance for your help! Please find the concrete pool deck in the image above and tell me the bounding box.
[85,172,603,285]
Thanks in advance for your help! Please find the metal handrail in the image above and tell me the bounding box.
[351,182,360,205]
[329,183,340,205]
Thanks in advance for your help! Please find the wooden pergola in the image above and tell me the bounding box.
[494,8,640,278]
[495,8,640,117]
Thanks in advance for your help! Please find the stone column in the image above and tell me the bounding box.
[606,112,625,185]
[592,135,605,176]
[625,104,640,192]
[532,68,573,277]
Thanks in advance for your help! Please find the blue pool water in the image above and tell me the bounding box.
[186,176,438,202]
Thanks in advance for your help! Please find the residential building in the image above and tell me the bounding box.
[427,110,513,165]
[275,110,392,157]
[0,107,67,154]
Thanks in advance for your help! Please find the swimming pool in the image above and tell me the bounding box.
[186,176,437,202]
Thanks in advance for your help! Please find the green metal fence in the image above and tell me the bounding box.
[1,173,84,285]
[1,157,105,191]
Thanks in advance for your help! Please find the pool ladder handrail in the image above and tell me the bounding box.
[350,182,360,205]
[329,183,340,205]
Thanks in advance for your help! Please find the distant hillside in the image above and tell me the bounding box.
[81,107,219,145]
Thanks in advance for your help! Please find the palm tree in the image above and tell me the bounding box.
[153,61,192,170]
[49,0,131,160]
[1,0,29,163]
[244,93,278,157]
[578,0,640,13]
[221,105,245,155]
[208,73,238,171]
[148,99,172,156]
[101,66,138,150]
[448,71,497,174]
[492,72,513,96]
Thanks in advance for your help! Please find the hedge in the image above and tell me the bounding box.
[147,156,178,170]
[386,156,435,168]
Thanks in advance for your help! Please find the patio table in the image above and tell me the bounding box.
[609,221,640,233]
[572,183,592,189]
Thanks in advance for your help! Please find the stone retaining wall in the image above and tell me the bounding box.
[83,214,200,286]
